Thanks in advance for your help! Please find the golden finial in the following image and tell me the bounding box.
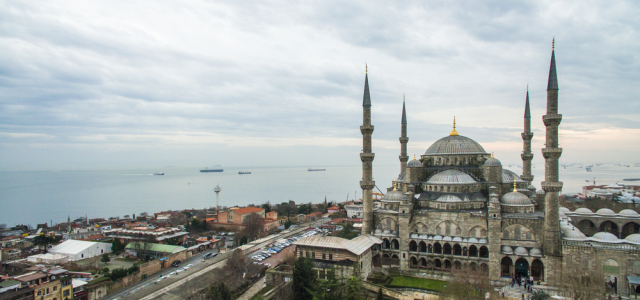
[513,179,517,193]
[403,93,405,101]
[414,154,416,160]
[552,37,555,50]
[366,63,368,73]
[393,179,397,191]
[449,116,459,136]
[491,152,494,159]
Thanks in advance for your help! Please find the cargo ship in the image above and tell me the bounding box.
[238,171,251,174]
[200,167,223,172]
[153,172,164,175]
[308,168,326,171]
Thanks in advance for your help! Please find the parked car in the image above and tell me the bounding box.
[172,260,181,267]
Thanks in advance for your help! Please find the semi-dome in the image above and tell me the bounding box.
[407,157,422,168]
[559,207,570,213]
[424,135,487,155]
[501,191,532,206]
[529,248,542,257]
[502,169,526,183]
[619,209,639,216]
[528,184,536,190]
[483,157,502,166]
[592,232,619,242]
[427,169,476,184]
[563,229,587,239]
[536,189,545,195]
[383,190,408,202]
[470,192,486,202]
[436,194,463,203]
[575,208,593,214]
[514,247,529,256]
[502,246,513,254]
[625,234,640,243]
[596,208,616,215]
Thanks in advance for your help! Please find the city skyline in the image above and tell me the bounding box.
[1,1,639,171]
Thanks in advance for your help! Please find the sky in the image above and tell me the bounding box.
[1,0,639,171]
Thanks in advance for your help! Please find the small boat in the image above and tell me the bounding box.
[238,171,251,174]
[153,172,164,175]
[308,168,326,171]
[623,178,640,181]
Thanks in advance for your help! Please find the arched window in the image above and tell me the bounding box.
[419,241,427,253]
[481,229,487,237]
[503,230,510,239]
[453,244,462,256]
[469,245,478,257]
[445,223,451,235]
[470,228,477,237]
[514,226,522,240]
[409,241,417,252]
[434,242,442,254]
[443,243,452,255]
[479,246,489,258]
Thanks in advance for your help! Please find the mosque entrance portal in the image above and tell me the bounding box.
[515,258,529,277]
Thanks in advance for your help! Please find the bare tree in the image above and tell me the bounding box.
[242,212,265,241]
[442,267,494,300]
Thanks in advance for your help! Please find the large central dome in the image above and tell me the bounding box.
[425,135,487,155]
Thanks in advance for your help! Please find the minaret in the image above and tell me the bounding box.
[521,85,534,182]
[399,95,409,174]
[541,38,563,257]
[214,184,221,216]
[360,65,375,235]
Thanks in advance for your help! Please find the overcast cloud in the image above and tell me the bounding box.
[1,0,639,170]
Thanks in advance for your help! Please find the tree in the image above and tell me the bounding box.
[530,290,551,300]
[293,257,316,300]
[226,249,245,278]
[338,204,345,210]
[239,235,248,245]
[208,282,232,300]
[297,204,312,215]
[376,288,384,300]
[442,267,492,300]
[284,219,293,229]
[33,235,55,251]
[111,238,124,255]
[313,267,341,300]
[100,253,110,264]
[261,203,271,213]
[329,212,347,220]
[242,212,265,241]
[561,262,607,300]
[344,276,362,300]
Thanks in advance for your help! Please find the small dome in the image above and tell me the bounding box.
[502,169,525,183]
[407,158,422,168]
[478,238,487,244]
[453,237,463,242]
[563,229,587,240]
[625,234,640,243]
[529,248,542,257]
[427,170,477,184]
[383,190,408,202]
[375,229,382,234]
[383,230,390,234]
[619,209,639,216]
[436,194,464,203]
[468,237,479,243]
[514,247,529,256]
[527,184,536,190]
[443,236,452,241]
[575,208,593,214]
[502,246,513,254]
[484,157,502,167]
[425,135,487,155]
[559,210,566,216]
[433,235,443,241]
[559,207,570,212]
[596,208,616,215]
[536,189,545,195]
[470,192,486,202]
[501,191,533,206]
[592,232,619,242]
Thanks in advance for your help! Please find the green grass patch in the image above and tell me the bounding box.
[87,276,112,285]
[250,284,273,300]
[385,276,446,292]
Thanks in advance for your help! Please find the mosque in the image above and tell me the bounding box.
[358,41,640,295]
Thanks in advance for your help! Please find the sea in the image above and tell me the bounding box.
[0,164,638,227]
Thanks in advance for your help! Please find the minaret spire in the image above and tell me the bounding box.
[521,85,534,182]
[399,95,409,175]
[360,67,375,235]
[542,38,563,258]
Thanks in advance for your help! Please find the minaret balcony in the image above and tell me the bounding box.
[521,153,533,160]
[399,137,409,143]
[360,125,374,135]
[360,153,375,162]
[360,180,375,190]
[542,114,562,126]
[541,181,563,192]
[521,132,534,140]
[541,148,563,159]
[399,155,408,162]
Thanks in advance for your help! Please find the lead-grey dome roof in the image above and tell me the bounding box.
[427,169,477,184]
[435,194,463,202]
[502,169,527,183]
[501,191,533,206]
[483,157,502,166]
[383,190,408,202]
[424,135,487,155]
[407,158,422,168]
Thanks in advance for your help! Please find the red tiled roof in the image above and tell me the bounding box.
[328,206,339,210]
[234,207,265,215]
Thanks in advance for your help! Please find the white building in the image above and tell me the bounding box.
[345,203,363,219]
[46,240,111,261]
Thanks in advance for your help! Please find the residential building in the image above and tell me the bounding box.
[217,207,265,224]
[327,206,340,214]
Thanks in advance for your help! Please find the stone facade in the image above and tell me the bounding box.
[360,42,640,297]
